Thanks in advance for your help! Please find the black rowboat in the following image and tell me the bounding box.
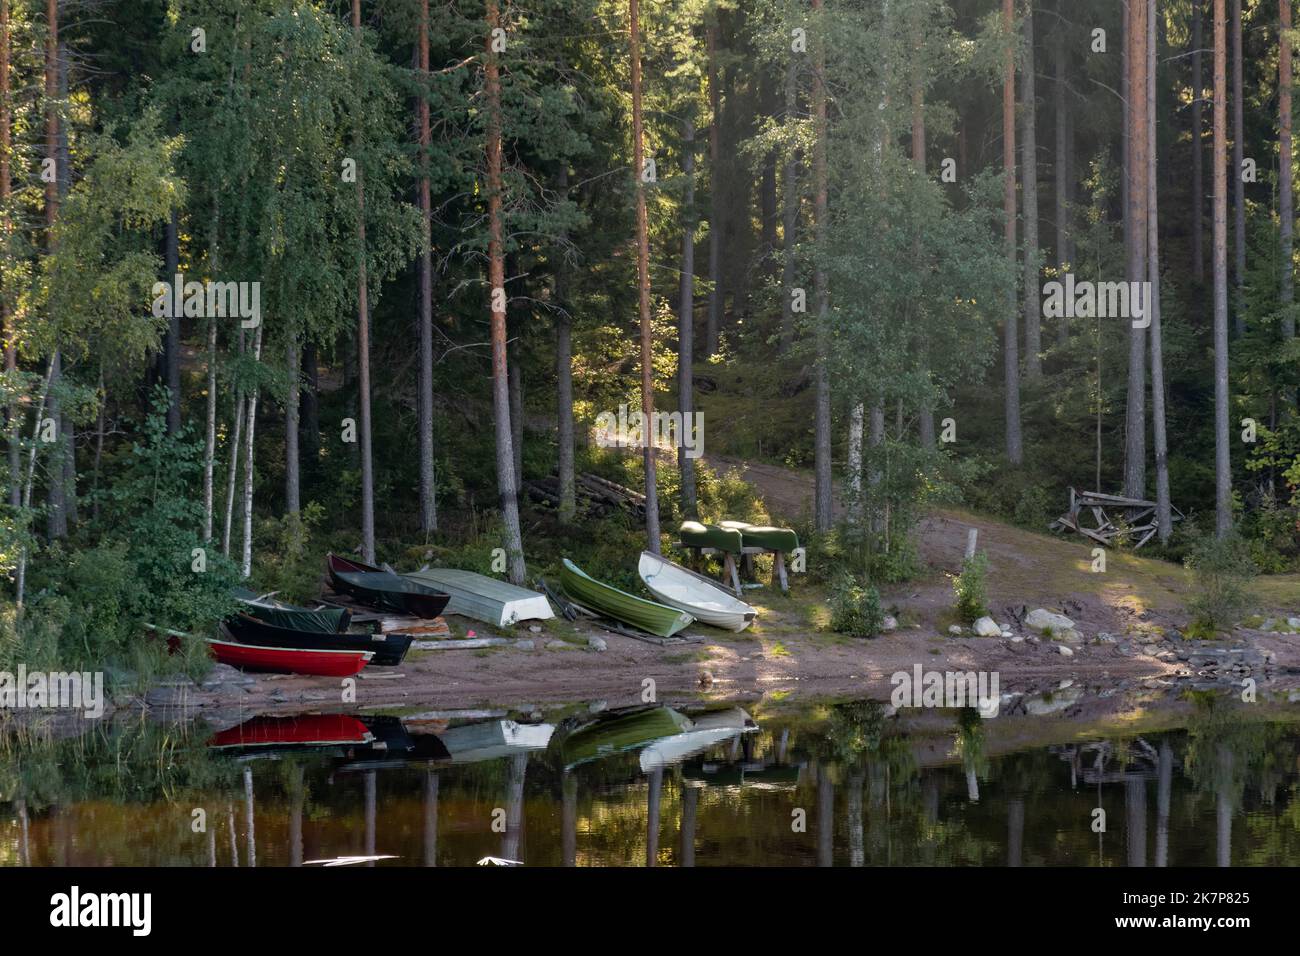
[223,614,414,666]
[232,587,352,633]
[326,553,450,619]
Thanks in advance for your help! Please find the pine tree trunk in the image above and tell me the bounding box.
[1231,0,1245,335]
[1003,0,1023,464]
[284,334,300,515]
[352,0,376,564]
[1022,3,1042,383]
[509,337,523,486]
[1212,0,1232,536]
[914,47,934,449]
[812,0,834,528]
[630,0,660,554]
[417,0,436,534]
[705,21,722,357]
[555,166,576,523]
[678,112,698,516]
[1148,0,1171,541]
[1124,0,1149,501]
[1,0,16,510]
[302,341,319,465]
[1054,0,1070,346]
[1192,0,1205,283]
[779,56,799,355]
[44,0,64,539]
[486,0,526,584]
[1281,1,1295,366]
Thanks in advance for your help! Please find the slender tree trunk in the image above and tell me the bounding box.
[221,337,244,557]
[1003,0,1023,464]
[485,0,526,584]
[15,361,55,610]
[203,315,217,539]
[352,0,376,564]
[630,0,660,553]
[779,56,799,355]
[847,403,863,521]
[812,0,834,528]
[1281,0,1295,367]
[678,112,698,516]
[1054,0,1070,347]
[1193,0,1205,283]
[241,324,263,577]
[1,0,16,510]
[284,334,300,515]
[555,165,575,523]
[165,210,181,434]
[914,51,934,449]
[1148,0,1172,542]
[1124,0,1149,501]
[509,336,523,485]
[1213,0,1232,535]
[1231,0,1245,335]
[760,72,778,261]
[43,0,64,539]
[705,21,722,357]
[302,342,319,465]
[417,0,436,534]
[1022,3,1042,382]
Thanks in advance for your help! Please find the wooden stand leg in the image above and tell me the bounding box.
[724,554,742,596]
[775,552,789,593]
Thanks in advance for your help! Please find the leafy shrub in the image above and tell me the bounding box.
[829,572,885,638]
[1184,531,1257,633]
[953,551,989,624]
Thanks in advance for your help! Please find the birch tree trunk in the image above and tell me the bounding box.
[1053,0,1070,346]
[241,323,263,577]
[485,0,526,584]
[1002,0,1023,464]
[43,0,64,539]
[1212,0,1232,536]
[165,210,181,434]
[1022,3,1041,383]
[284,334,300,515]
[630,0,660,554]
[203,315,217,539]
[678,112,698,517]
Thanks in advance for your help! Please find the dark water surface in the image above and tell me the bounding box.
[3,697,1299,866]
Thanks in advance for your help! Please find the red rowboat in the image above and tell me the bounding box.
[205,636,373,677]
[209,714,375,749]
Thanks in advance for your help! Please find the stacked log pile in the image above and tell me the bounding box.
[524,472,649,521]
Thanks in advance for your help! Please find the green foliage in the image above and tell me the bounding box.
[829,571,885,639]
[953,551,989,625]
[1184,532,1258,634]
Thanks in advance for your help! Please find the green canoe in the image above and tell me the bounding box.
[679,520,744,553]
[558,706,694,769]
[559,559,694,637]
[232,588,351,633]
[719,520,799,553]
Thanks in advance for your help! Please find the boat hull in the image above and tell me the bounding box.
[327,555,450,619]
[224,615,412,666]
[638,551,757,631]
[205,637,373,676]
[559,558,693,637]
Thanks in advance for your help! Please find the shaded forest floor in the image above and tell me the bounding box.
[142,456,1300,724]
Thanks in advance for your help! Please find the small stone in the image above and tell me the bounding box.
[546,640,569,650]
[973,616,1002,638]
[1095,632,1117,644]
[515,640,535,650]
[587,636,607,652]
[1001,630,1013,639]
[881,615,899,632]
[1026,608,1076,636]
[948,625,963,635]
[1058,645,1074,657]
[529,625,542,633]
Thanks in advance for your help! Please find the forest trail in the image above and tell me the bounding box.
[707,454,1300,626]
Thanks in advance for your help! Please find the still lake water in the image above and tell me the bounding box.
[3,697,1299,866]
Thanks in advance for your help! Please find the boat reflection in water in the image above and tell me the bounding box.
[4,695,1298,867]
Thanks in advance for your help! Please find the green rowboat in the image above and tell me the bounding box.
[679,520,744,553]
[558,706,694,769]
[559,558,694,637]
[232,588,351,633]
[719,520,799,553]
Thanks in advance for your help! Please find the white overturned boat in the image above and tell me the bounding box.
[638,707,759,772]
[638,551,757,631]
[403,567,554,626]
